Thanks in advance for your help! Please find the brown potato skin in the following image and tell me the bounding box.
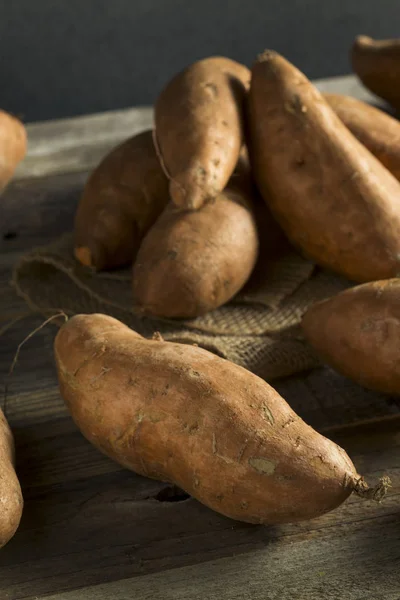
[74,130,169,271]
[302,279,400,395]
[0,111,27,192]
[248,50,400,283]
[155,57,250,210]
[54,313,359,525]
[351,35,400,110]
[132,159,259,318]
[325,93,400,180]
[0,409,23,549]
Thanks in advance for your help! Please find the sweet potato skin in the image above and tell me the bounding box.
[351,35,400,110]
[325,93,400,180]
[0,111,27,192]
[54,313,359,525]
[155,57,250,210]
[132,159,259,318]
[74,130,169,270]
[302,279,400,394]
[0,409,23,549]
[248,50,400,283]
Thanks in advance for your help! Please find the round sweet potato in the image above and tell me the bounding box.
[0,111,27,192]
[154,57,250,210]
[351,35,400,110]
[0,409,23,549]
[325,93,400,181]
[132,158,259,318]
[54,313,386,525]
[74,130,169,271]
[302,279,400,395]
[248,50,400,283]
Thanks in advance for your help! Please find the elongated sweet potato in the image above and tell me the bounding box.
[154,57,250,210]
[302,279,400,395]
[351,35,400,110]
[0,409,23,549]
[325,93,400,180]
[248,50,400,282]
[74,130,169,270]
[132,156,259,318]
[0,111,26,192]
[54,313,389,525]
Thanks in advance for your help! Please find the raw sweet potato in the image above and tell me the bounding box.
[0,409,23,549]
[74,130,169,270]
[325,93,400,180]
[132,156,259,318]
[0,111,27,192]
[302,279,400,395]
[248,50,400,282]
[54,314,389,525]
[154,57,250,210]
[351,35,400,110]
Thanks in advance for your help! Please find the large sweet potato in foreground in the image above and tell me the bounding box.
[0,409,23,549]
[302,279,400,395]
[248,50,400,282]
[132,157,259,318]
[325,93,400,181]
[74,130,169,270]
[0,111,26,192]
[351,35,400,110]
[54,313,388,525]
[155,57,250,210]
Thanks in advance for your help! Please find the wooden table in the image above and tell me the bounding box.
[0,76,399,600]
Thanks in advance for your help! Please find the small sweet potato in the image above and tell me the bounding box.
[0,111,27,192]
[0,409,23,549]
[248,50,400,282]
[154,57,250,210]
[54,313,388,525]
[74,130,169,270]
[132,157,259,318]
[351,35,400,110]
[302,279,400,395]
[325,93,400,180]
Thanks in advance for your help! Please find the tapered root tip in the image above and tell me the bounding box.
[353,475,392,502]
[256,49,279,64]
[353,35,373,47]
[74,246,93,268]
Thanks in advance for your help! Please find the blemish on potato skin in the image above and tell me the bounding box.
[248,457,276,475]
[261,404,275,425]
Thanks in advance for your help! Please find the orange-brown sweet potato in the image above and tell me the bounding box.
[0,111,26,192]
[54,313,387,525]
[0,409,23,549]
[132,157,259,318]
[351,35,400,110]
[248,50,400,282]
[74,130,169,270]
[325,93,400,180]
[302,279,400,395]
[154,57,250,210]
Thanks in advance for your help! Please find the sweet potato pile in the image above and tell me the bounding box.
[59,39,400,529]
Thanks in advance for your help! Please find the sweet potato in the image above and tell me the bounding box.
[54,313,389,525]
[302,279,400,395]
[0,111,27,192]
[351,35,400,110]
[74,130,169,270]
[248,50,400,282]
[154,57,250,210]
[132,156,259,318]
[0,409,23,549]
[325,93,400,180]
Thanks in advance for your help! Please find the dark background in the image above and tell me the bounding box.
[1,0,398,122]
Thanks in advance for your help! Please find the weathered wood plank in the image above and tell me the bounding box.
[0,419,397,600]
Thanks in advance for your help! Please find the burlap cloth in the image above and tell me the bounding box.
[12,232,353,382]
